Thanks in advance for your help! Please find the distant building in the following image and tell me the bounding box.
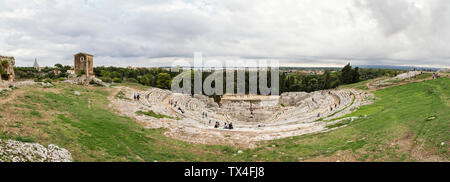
[67,70,75,75]
[0,55,15,82]
[74,52,94,77]
[53,70,62,75]
[33,58,41,71]
[127,66,137,70]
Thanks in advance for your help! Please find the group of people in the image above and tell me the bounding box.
[169,99,177,107]
[213,121,233,130]
[168,99,185,113]
[433,72,441,79]
[223,122,233,129]
[133,93,140,101]
[202,111,208,118]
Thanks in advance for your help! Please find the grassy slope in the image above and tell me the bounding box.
[338,79,373,90]
[260,78,448,161]
[0,78,448,161]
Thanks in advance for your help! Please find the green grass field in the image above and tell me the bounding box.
[0,78,448,161]
[338,79,373,89]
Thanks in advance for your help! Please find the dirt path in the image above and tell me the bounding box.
[366,77,383,91]
[107,86,122,102]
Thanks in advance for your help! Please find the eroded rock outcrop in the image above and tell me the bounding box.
[0,139,72,162]
[67,75,109,87]
[0,56,15,82]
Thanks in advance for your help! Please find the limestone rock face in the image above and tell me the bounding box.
[194,94,219,108]
[0,139,72,162]
[0,56,15,82]
[280,92,309,106]
[68,75,109,87]
[439,68,450,73]
[91,77,109,87]
[392,71,421,80]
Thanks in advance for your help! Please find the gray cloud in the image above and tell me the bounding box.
[0,0,448,68]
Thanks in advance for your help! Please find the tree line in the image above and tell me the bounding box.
[94,63,404,95]
[14,63,404,96]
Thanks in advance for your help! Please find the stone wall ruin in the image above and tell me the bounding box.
[0,56,15,82]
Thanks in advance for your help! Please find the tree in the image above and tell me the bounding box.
[101,77,112,83]
[138,73,155,86]
[340,63,353,84]
[138,75,150,86]
[111,71,122,78]
[54,63,63,69]
[62,65,71,73]
[100,70,111,78]
[352,67,360,83]
[323,70,332,89]
[156,73,171,89]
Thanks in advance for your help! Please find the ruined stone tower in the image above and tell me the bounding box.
[74,52,94,77]
[0,55,15,82]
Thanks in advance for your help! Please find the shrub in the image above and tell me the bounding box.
[101,77,112,83]
[34,77,43,82]
[44,78,53,83]
[112,78,122,83]
[135,110,174,119]
[126,78,138,83]
[115,91,130,100]
[15,136,35,143]
[30,110,42,117]
[1,60,9,67]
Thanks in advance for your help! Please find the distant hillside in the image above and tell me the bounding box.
[355,65,441,71]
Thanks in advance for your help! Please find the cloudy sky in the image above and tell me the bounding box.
[0,0,449,68]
